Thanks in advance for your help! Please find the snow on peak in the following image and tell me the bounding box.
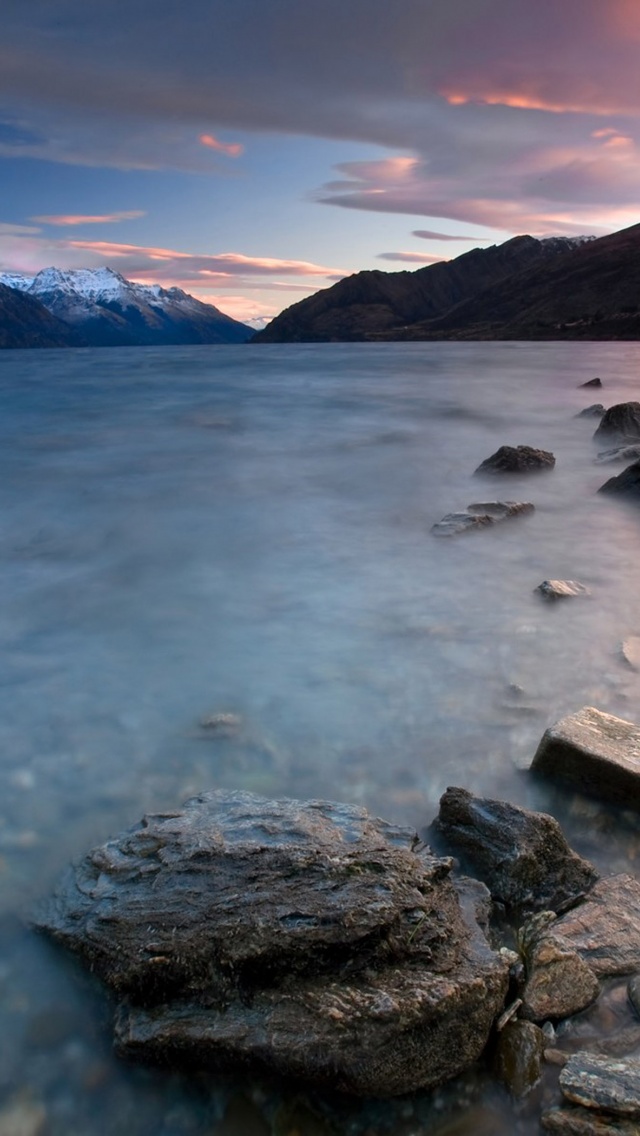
[29,266,130,301]
[0,272,34,290]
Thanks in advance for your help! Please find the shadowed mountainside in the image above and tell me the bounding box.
[254,225,640,342]
[0,283,83,349]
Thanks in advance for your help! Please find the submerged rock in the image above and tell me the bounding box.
[575,405,605,419]
[475,445,555,475]
[531,707,640,808]
[535,580,591,600]
[594,403,640,444]
[431,787,598,917]
[598,460,640,500]
[621,637,640,672]
[35,790,509,1098]
[431,501,534,536]
[594,444,640,466]
[560,1052,640,1116]
[580,378,603,388]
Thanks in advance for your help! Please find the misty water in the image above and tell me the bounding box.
[2,341,640,1135]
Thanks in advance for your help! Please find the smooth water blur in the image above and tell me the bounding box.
[1,341,640,1134]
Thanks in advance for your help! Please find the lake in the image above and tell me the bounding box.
[1,341,640,1134]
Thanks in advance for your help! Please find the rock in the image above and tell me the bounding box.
[535,580,591,600]
[595,444,640,465]
[621,638,640,672]
[431,511,494,537]
[594,403,640,444]
[198,712,242,736]
[598,460,640,500]
[431,501,534,536]
[431,787,598,917]
[531,707,640,809]
[560,1052,640,1116]
[575,405,605,418]
[520,928,599,1021]
[493,1019,544,1097]
[0,1098,46,1136]
[580,378,603,388]
[547,875,640,978]
[35,790,509,1098]
[542,1105,639,1134]
[628,975,640,1018]
[475,445,555,475]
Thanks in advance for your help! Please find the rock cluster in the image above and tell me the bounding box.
[474,444,556,474]
[431,500,534,536]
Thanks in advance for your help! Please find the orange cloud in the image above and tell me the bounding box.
[60,239,342,279]
[29,210,145,225]
[199,133,244,157]
[441,88,621,116]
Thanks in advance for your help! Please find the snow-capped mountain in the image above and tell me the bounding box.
[0,267,253,346]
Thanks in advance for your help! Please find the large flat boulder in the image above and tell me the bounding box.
[431,787,598,917]
[35,791,509,1097]
[598,460,640,500]
[531,707,640,808]
[560,1052,640,1116]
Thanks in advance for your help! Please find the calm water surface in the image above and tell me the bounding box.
[1,342,640,1134]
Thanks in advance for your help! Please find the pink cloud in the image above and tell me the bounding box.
[377,251,446,263]
[413,229,491,242]
[199,132,244,157]
[29,210,145,225]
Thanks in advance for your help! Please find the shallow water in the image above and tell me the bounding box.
[1,341,640,1134]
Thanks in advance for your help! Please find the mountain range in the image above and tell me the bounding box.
[0,267,252,348]
[253,225,640,342]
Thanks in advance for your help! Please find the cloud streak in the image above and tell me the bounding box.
[30,211,146,225]
[199,133,244,157]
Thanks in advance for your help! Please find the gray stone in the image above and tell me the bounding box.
[431,787,598,917]
[430,511,494,537]
[595,445,640,466]
[598,460,640,500]
[542,1106,640,1134]
[493,1019,544,1097]
[430,500,534,536]
[475,445,555,474]
[594,403,640,443]
[627,975,640,1018]
[549,875,640,978]
[560,1051,640,1116]
[575,405,605,418]
[35,790,509,1098]
[535,580,591,600]
[580,378,603,388]
[531,707,640,809]
[621,638,640,672]
[520,930,599,1021]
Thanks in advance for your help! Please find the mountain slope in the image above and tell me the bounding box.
[253,236,593,342]
[0,283,82,349]
[1,268,252,347]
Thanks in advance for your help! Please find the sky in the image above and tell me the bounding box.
[2,0,640,326]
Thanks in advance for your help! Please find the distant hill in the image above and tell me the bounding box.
[0,283,82,348]
[0,267,253,347]
[253,228,640,342]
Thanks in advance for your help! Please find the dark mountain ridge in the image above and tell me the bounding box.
[0,284,82,349]
[254,226,640,342]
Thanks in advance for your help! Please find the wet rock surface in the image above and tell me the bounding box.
[474,444,555,474]
[520,928,599,1021]
[620,638,640,672]
[559,1052,640,1115]
[547,875,640,978]
[35,790,509,1098]
[580,378,603,388]
[493,1019,544,1097]
[594,403,640,444]
[531,707,640,808]
[431,787,598,917]
[598,460,640,500]
[431,501,534,536]
[542,1105,640,1134]
[535,580,591,599]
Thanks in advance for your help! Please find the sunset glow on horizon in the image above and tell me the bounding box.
[1,0,639,321]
